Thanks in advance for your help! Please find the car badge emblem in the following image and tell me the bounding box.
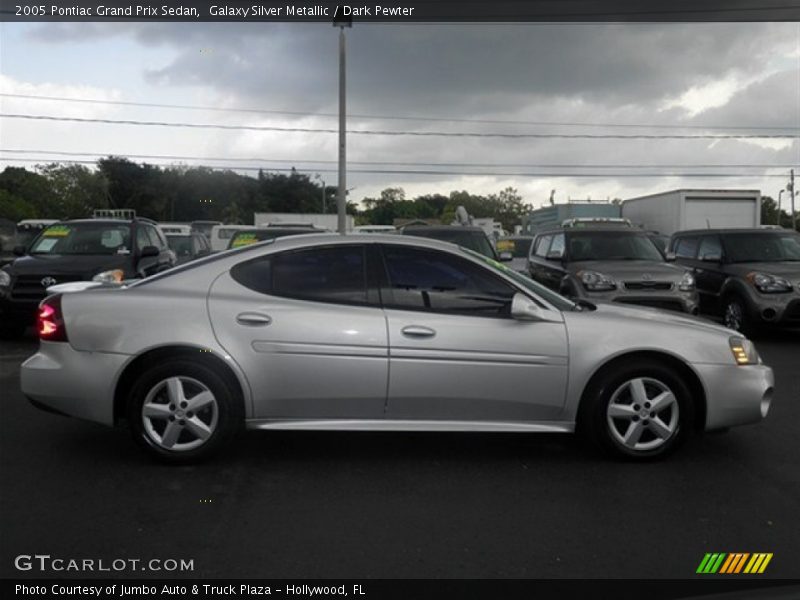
[642,273,653,281]
[41,277,57,287]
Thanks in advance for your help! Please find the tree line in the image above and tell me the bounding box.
[0,158,531,231]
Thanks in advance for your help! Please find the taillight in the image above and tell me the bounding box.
[38,294,68,342]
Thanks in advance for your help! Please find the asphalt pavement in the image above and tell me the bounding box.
[1,330,799,579]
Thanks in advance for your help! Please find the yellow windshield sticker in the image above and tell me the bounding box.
[42,225,71,237]
[231,234,258,248]
[496,240,514,252]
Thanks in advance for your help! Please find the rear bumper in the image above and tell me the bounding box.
[694,362,774,430]
[21,341,129,426]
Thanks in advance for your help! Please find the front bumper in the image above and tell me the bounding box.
[694,362,774,430]
[21,341,129,426]
[740,291,800,326]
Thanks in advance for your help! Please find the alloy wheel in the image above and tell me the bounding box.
[606,377,679,452]
[141,376,219,452]
[724,300,743,331]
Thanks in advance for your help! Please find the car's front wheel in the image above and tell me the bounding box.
[722,295,753,336]
[579,360,694,460]
[127,359,243,463]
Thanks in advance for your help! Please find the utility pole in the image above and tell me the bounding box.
[790,169,796,232]
[335,18,352,234]
[777,189,785,226]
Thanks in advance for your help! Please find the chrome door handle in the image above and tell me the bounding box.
[236,312,272,326]
[401,325,436,338]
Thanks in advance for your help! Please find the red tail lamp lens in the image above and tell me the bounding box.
[38,295,68,342]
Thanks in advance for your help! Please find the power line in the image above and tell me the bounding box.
[1,148,795,170]
[2,113,798,139]
[0,156,789,178]
[1,92,796,132]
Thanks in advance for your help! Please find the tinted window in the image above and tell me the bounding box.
[231,245,368,304]
[496,237,533,258]
[674,236,699,259]
[549,233,565,256]
[534,235,552,257]
[145,225,165,250]
[723,233,800,262]
[136,226,151,252]
[381,245,515,317]
[697,235,722,259]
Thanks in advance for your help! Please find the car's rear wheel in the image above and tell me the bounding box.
[579,360,693,460]
[127,359,242,463]
[722,296,753,336]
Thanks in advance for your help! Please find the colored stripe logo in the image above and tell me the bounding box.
[697,553,773,574]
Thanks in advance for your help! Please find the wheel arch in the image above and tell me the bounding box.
[577,350,707,432]
[113,345,249,425]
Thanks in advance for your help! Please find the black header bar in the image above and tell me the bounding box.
[1,1,799,23]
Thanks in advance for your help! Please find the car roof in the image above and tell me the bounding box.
[673,228,798,236]
[535,226,645,235]
[402,225,486,233]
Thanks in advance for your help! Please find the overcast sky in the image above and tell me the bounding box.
[0,21,798,211]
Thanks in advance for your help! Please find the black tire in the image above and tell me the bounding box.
[127,358,243,463]
[722,295,754,337]
[578,359,694,460]
[0,322,27,340]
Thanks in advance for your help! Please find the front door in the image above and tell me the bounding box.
[379,244,569,423]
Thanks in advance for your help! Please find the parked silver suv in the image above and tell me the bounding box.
[528,227,699,314]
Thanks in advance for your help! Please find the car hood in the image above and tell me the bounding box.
[723,261,800,279]
[7,254,132,276]
[586,301,736,337]
[568,260,688,281]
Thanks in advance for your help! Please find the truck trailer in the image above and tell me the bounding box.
[621,189,761,236]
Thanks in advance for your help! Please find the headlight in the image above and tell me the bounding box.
[729,336,760,365]
[678,272,695,291]
[746,272,792,293]
[0,270,10,288]
[577,270,616,291]
[92,269,124,283]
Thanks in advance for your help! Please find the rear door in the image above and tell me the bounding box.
[694,234,726,311]
[208,243,389,419]
[379,244,568,422]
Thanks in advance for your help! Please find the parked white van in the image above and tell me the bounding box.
[209,224,258,252]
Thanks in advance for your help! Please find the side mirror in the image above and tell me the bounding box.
[665,251,676,262]
[499,251,513,262]
[13,245,26,256]
[701,252,722,262]
[139,245,159,258]
[546,250,564,261]
[510,292,560,322]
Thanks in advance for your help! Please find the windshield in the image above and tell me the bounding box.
[229,229,321,249]
[464,248,577,311]
[568,231,664,261]
[29,223,132,256]
[404,229,497,259]
[725,233,800,262]
[497,237,533,258]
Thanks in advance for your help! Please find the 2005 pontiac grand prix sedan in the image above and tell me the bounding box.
[21,234,773,463]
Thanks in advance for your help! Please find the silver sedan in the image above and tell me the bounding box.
[21,234,773,462]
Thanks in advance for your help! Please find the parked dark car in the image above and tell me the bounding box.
[227,226,327,249]
[670,228,800,333]
[0,217,176,339]
[528,226,698,314]
[400,225,499,260]
[167,232,212,265]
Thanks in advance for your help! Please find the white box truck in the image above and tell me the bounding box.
[253,212,353,232]
[621,189,761,236]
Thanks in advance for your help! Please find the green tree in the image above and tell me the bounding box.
[39,163,109,219]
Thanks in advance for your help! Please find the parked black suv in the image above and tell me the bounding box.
[528,226,698,314]
[400,225,499,260]
[670,228,800,333]
[0,217,176,338]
